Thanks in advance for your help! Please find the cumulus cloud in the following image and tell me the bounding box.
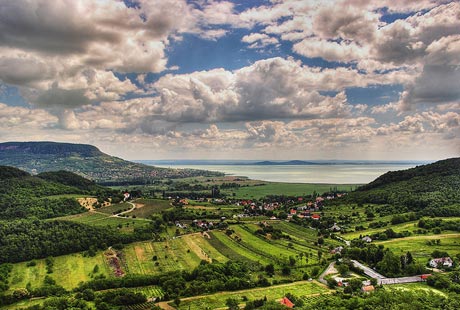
[241,33,279,49]
[293,38,366,62]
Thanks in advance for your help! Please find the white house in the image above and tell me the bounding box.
[429,257,453,268]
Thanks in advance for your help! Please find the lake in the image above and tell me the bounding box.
[140,160,427,184]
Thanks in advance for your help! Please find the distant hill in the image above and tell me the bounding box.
[0,141,222,184]
[347,157,460,212]
[253,160,317,165]
[0,166,111,219]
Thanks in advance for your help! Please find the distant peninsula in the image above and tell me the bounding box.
[0,141,222,184]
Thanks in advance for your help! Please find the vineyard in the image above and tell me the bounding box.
[123,239,203,275]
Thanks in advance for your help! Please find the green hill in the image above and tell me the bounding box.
[0,166,112,220]
[347,157,460,212]
[0,141,222,184]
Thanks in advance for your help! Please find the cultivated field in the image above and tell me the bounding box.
[8,252,110,291]
[122,239,203,275]
[174,280,329,309]
[129,199,172,218]
[374,233,460,259]
[57,211,150,232]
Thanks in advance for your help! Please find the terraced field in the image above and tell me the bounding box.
[209,231,270,267]
[181,233,229,263]
[231,225,304,263]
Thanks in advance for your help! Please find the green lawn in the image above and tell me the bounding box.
[175,281,329,310]
[8,252,111,291]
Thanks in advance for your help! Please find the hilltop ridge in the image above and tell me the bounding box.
[348,157,460,211]
[0,141,222,184]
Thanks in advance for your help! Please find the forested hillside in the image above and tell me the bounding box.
[347,158,460,211]
[0,166,112,219]
[0,141,222,184]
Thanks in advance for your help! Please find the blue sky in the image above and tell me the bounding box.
[0,0,459,160]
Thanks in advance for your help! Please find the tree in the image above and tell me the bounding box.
[281,266,291,275]
[226,298,239,310]
[174,296,181,307]
[337,263,349,276]
[265,263,275,276]
[349,278,363,292]
[82,288,95,301]
[377,251,401,277]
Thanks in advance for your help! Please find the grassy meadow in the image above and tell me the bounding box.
[8,252,110,291]
[374,233,460,260]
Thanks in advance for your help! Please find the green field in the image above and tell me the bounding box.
[123,239,202,275]
[8,252,111,291]
[175,280,329,309]
[230,225,309,264]
[58,211,150,232]
[384,283,447,296]
[98,202,133,215]
[342,220,420,240]
[210,231,271,266]
[222,183,359,199]
[182,233,229,264]
[129,199,172,218]
[375,233,460,260]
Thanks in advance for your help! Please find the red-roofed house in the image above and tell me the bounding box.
[311,214,321,220]
[421,274,431,281]
[280,297,294,308]
[362,285,375,293]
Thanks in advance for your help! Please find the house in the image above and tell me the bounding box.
[123,192,130,201]
[290,209,297,215]
[362,236,372,243]
[311,214,321,220]
[330,246,343,254]
[362,285,375,293]
[330,223,341,231]
[280,297,294,308]
[429,257,453,268]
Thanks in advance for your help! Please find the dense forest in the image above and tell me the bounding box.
[0,166,116,220]
[346,157,460,211]
[0,219,164,263]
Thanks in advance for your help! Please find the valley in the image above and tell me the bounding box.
[0,156,459,310]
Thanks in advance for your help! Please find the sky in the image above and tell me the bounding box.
[0,0,459,161]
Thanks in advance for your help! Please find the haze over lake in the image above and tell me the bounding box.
[140,160,429,184]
